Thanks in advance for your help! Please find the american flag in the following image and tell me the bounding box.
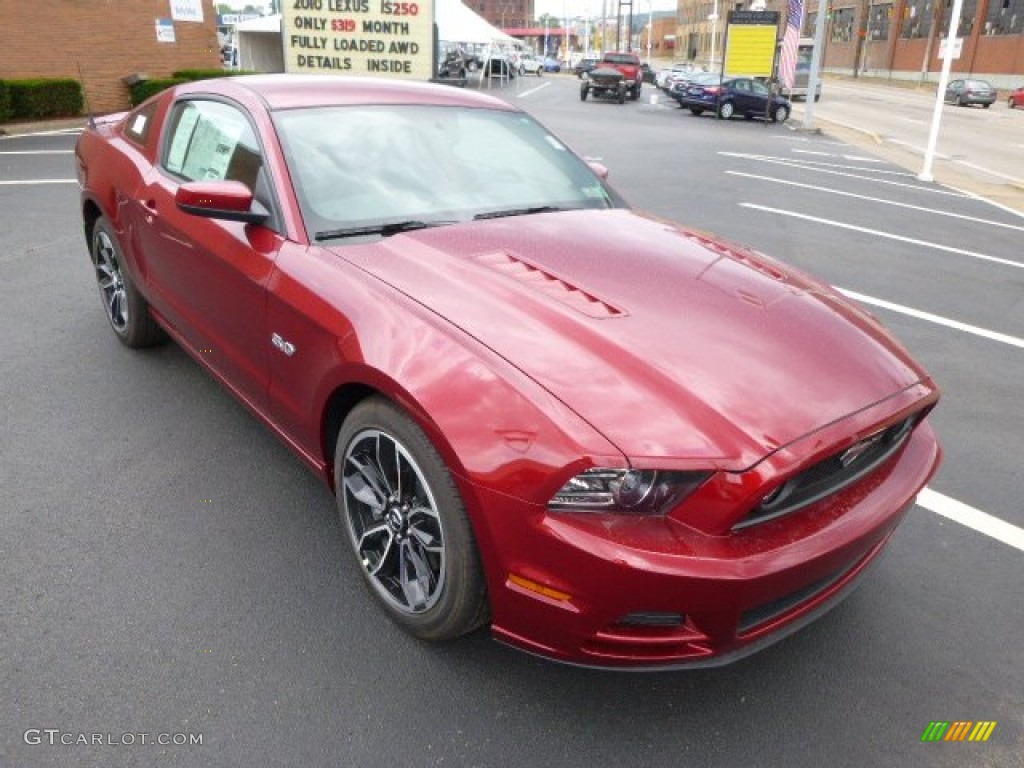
[779,0,805,90]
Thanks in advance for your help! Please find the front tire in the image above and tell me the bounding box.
[580,85,589,101]
[90,216,164,348]
[335,397,488,641]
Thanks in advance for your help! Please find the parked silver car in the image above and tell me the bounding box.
[944,78,996,108]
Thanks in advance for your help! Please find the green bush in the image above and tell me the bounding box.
[0,81,11,122]
[6,79,83,120]
[130,70,258,106]
[130,78,187,106]
[172,69,255,80]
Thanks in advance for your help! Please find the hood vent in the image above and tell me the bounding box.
[475,250,625,319]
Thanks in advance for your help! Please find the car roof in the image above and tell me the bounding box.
[197,74,517,112]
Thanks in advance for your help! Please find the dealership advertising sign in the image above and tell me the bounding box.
[282,0,435,80]
[723,10,779,78]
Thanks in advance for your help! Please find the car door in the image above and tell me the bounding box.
[133,97,284,411]
[946,79,961,102]
[750,79,772,118]
[730,79,755,113]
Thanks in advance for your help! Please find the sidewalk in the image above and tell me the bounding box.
[787,81,1024,216]
[0,116,89,137]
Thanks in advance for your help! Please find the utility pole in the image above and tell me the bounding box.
[919,0,945,84]
[852,0,870,77]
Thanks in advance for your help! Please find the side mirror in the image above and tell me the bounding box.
[175,180,268,225]
[587,160,609,180]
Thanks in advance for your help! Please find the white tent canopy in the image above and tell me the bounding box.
[231,3,516,73]
[435,0,517,46]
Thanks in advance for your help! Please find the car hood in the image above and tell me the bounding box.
[329,210,931,468]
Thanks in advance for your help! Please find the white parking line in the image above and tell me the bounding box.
[918,488,1024,552]
[725,152,915,177]
[517,81,553,99]
[740,203,1024,271]
[0,150,74,155]
[720,152,972,198]
[727,171,1024,231]
[0,179,77,185]
[791,149,832,156]
[836,287,1024,350]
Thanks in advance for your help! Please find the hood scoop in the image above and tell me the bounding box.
[475,250,626,319]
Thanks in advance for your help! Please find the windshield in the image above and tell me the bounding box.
[273,104,617,241]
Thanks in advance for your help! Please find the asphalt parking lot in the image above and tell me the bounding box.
[2,78,1022,767]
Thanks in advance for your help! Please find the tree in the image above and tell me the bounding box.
[537,13,562,29]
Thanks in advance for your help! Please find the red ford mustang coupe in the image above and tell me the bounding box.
[75,75,941,668]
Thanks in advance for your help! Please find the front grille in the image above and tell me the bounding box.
[734,414,918,530]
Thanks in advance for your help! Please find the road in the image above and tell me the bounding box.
[2,76,1022,767]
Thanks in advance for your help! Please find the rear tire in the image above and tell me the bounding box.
[90,216,165,348]
[718,100,735,119]
[690,107,703,116]
[580,85,589,101]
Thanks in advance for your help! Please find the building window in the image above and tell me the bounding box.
[900,0,935,38]
[803,10,817,36]
[941,0,976,35]
[983,0,1024,34]
[867,3,892,40]
[830,6,856,42]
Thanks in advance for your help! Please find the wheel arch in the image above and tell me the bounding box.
[82,198,103,250]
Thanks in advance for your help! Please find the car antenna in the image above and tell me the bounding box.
[77,62,96,129]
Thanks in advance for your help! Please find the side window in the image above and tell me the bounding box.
[123,101,158,147]
[163,100,263,190]
[752,80,769,96]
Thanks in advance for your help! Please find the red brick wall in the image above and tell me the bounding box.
[0,1,221,114]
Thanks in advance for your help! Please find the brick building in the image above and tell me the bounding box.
[673,0,1024,86]
[0,1,221,114]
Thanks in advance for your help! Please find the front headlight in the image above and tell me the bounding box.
[548,468,710,516]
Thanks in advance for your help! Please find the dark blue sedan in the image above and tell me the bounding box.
[679,76,791,123]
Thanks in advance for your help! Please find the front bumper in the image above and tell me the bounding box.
[472,421,940,668]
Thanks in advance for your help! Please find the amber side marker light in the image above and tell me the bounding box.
[507,573,573,603]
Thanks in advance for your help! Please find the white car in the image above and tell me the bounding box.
[658,64,702,91]
[520,55,545,76]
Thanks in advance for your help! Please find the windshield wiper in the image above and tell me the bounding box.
[473,205,569,221]
[314,219,453,242]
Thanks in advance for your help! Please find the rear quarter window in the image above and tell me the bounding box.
[123,102,158,147]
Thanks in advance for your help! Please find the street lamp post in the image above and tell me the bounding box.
[709,0,719,69]
[646,0,653,63]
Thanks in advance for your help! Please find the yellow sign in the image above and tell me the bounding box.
[724,24,776,77]
[282,0,435,80]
